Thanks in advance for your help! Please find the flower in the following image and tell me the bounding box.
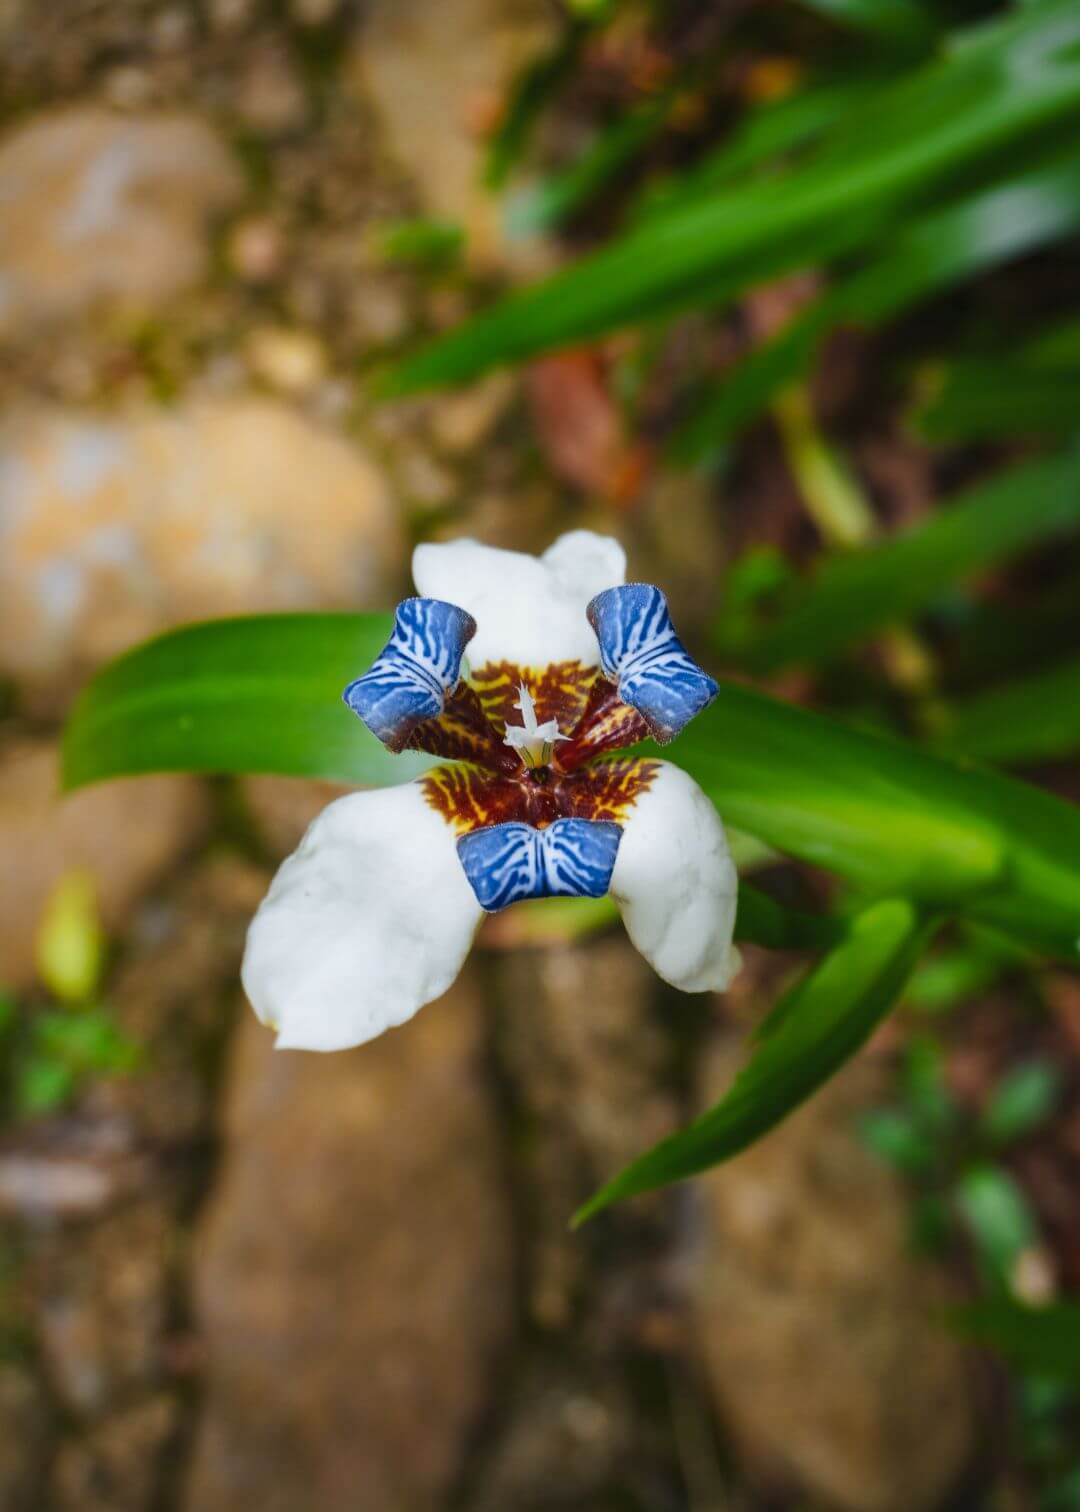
[242,531,739,1051]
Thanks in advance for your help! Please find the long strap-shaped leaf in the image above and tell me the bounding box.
[385,0,1080,391]
[673,152,1080,459]
[680,686,1080,960]
[933,654,1080,767]
[949,1299,1080,1386]
[62,613,1080,959]
[574,897,930,1223]
[720,447,1080,673]
[61,613,431,791]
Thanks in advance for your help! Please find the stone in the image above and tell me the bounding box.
[0,107,242,337]
[0,398,404,707]
[184,972,512,1512]
[0,1365,51,1511]
[208,0,254,32]
[227,215,285,283]
[50,1395,178,1512]
[245,326,328,395]
[354,0,556,270]
[0,740,208,992]
[692,1042,974,1512]
[0,1116,150,1222]
[494,937,677,1330]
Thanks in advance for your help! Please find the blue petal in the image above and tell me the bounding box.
[587,583,718,743]
[344,598,476,751]
[456,818,622,913]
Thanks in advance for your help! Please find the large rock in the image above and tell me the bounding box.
[185,974,513,1512]
[466,939,685,1509]
[0,740,207,991]
[693,1043,974,1512]
[354,0,555,268]
[0,398,403,705]
[0,107,242,335]
[495,937,677,1329]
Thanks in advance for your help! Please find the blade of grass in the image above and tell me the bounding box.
[797,0,938,49]
[61,613,430,790]
[505,85,676,235]
[485,20,590,188]
[933,654,1080,765]
[674,151,1080,458]
[386,0,1080,391]
[915,360,1080,441]
[573,897,929,1221]
[949,1299,1080,1384]
[720,448,1080,673]
[676,682,1080,960]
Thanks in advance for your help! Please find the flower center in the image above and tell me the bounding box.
[502,682,568,771]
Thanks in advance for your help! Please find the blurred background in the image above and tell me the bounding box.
[0,0,1078,1508]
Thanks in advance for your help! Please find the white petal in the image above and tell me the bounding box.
[412,530,626,671]
[610,761,740,993]
[241,783,483,1051]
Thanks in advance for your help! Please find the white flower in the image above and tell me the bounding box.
[242,532,739,1051]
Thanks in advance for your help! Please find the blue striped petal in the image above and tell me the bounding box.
[344,598,476,751]
[587,583,718,744]
[456,818,622,913]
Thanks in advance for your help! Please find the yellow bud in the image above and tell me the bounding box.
[35,870,105,1004]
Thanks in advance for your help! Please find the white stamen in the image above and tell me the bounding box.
[503,682,567,768]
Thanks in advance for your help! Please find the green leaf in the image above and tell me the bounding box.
[676,683,1080,960]
[484,21,590,188]
[376,218,464,268]
[981,1061,1063,1147]
[674,152,1080,458]
[904,1034,958,1134]
[859,1107,937,1173]
[574,897,929,1222]
[632,72,892,225]
[15,1056,74,1117]
[64,614,1080,960]
[506,87,675,235]
[721,449,1080,673]
[955,1164,1038,1288]
[33,1008,139,1075]
[61,613,431,791]
[950,1299,1080,1384]
[934,654,1080,766]
[385,1,1080,391]
[915,360,1080,442]
[905,931,1026,1013]
[1027,314,1080,368]
[734,885,846,951]
[798,0,937,48]
[1043,1469,1080,1512]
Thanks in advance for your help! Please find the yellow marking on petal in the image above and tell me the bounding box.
[471,660,598,735]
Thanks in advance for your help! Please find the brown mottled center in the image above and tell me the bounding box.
[407,660,659,836]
